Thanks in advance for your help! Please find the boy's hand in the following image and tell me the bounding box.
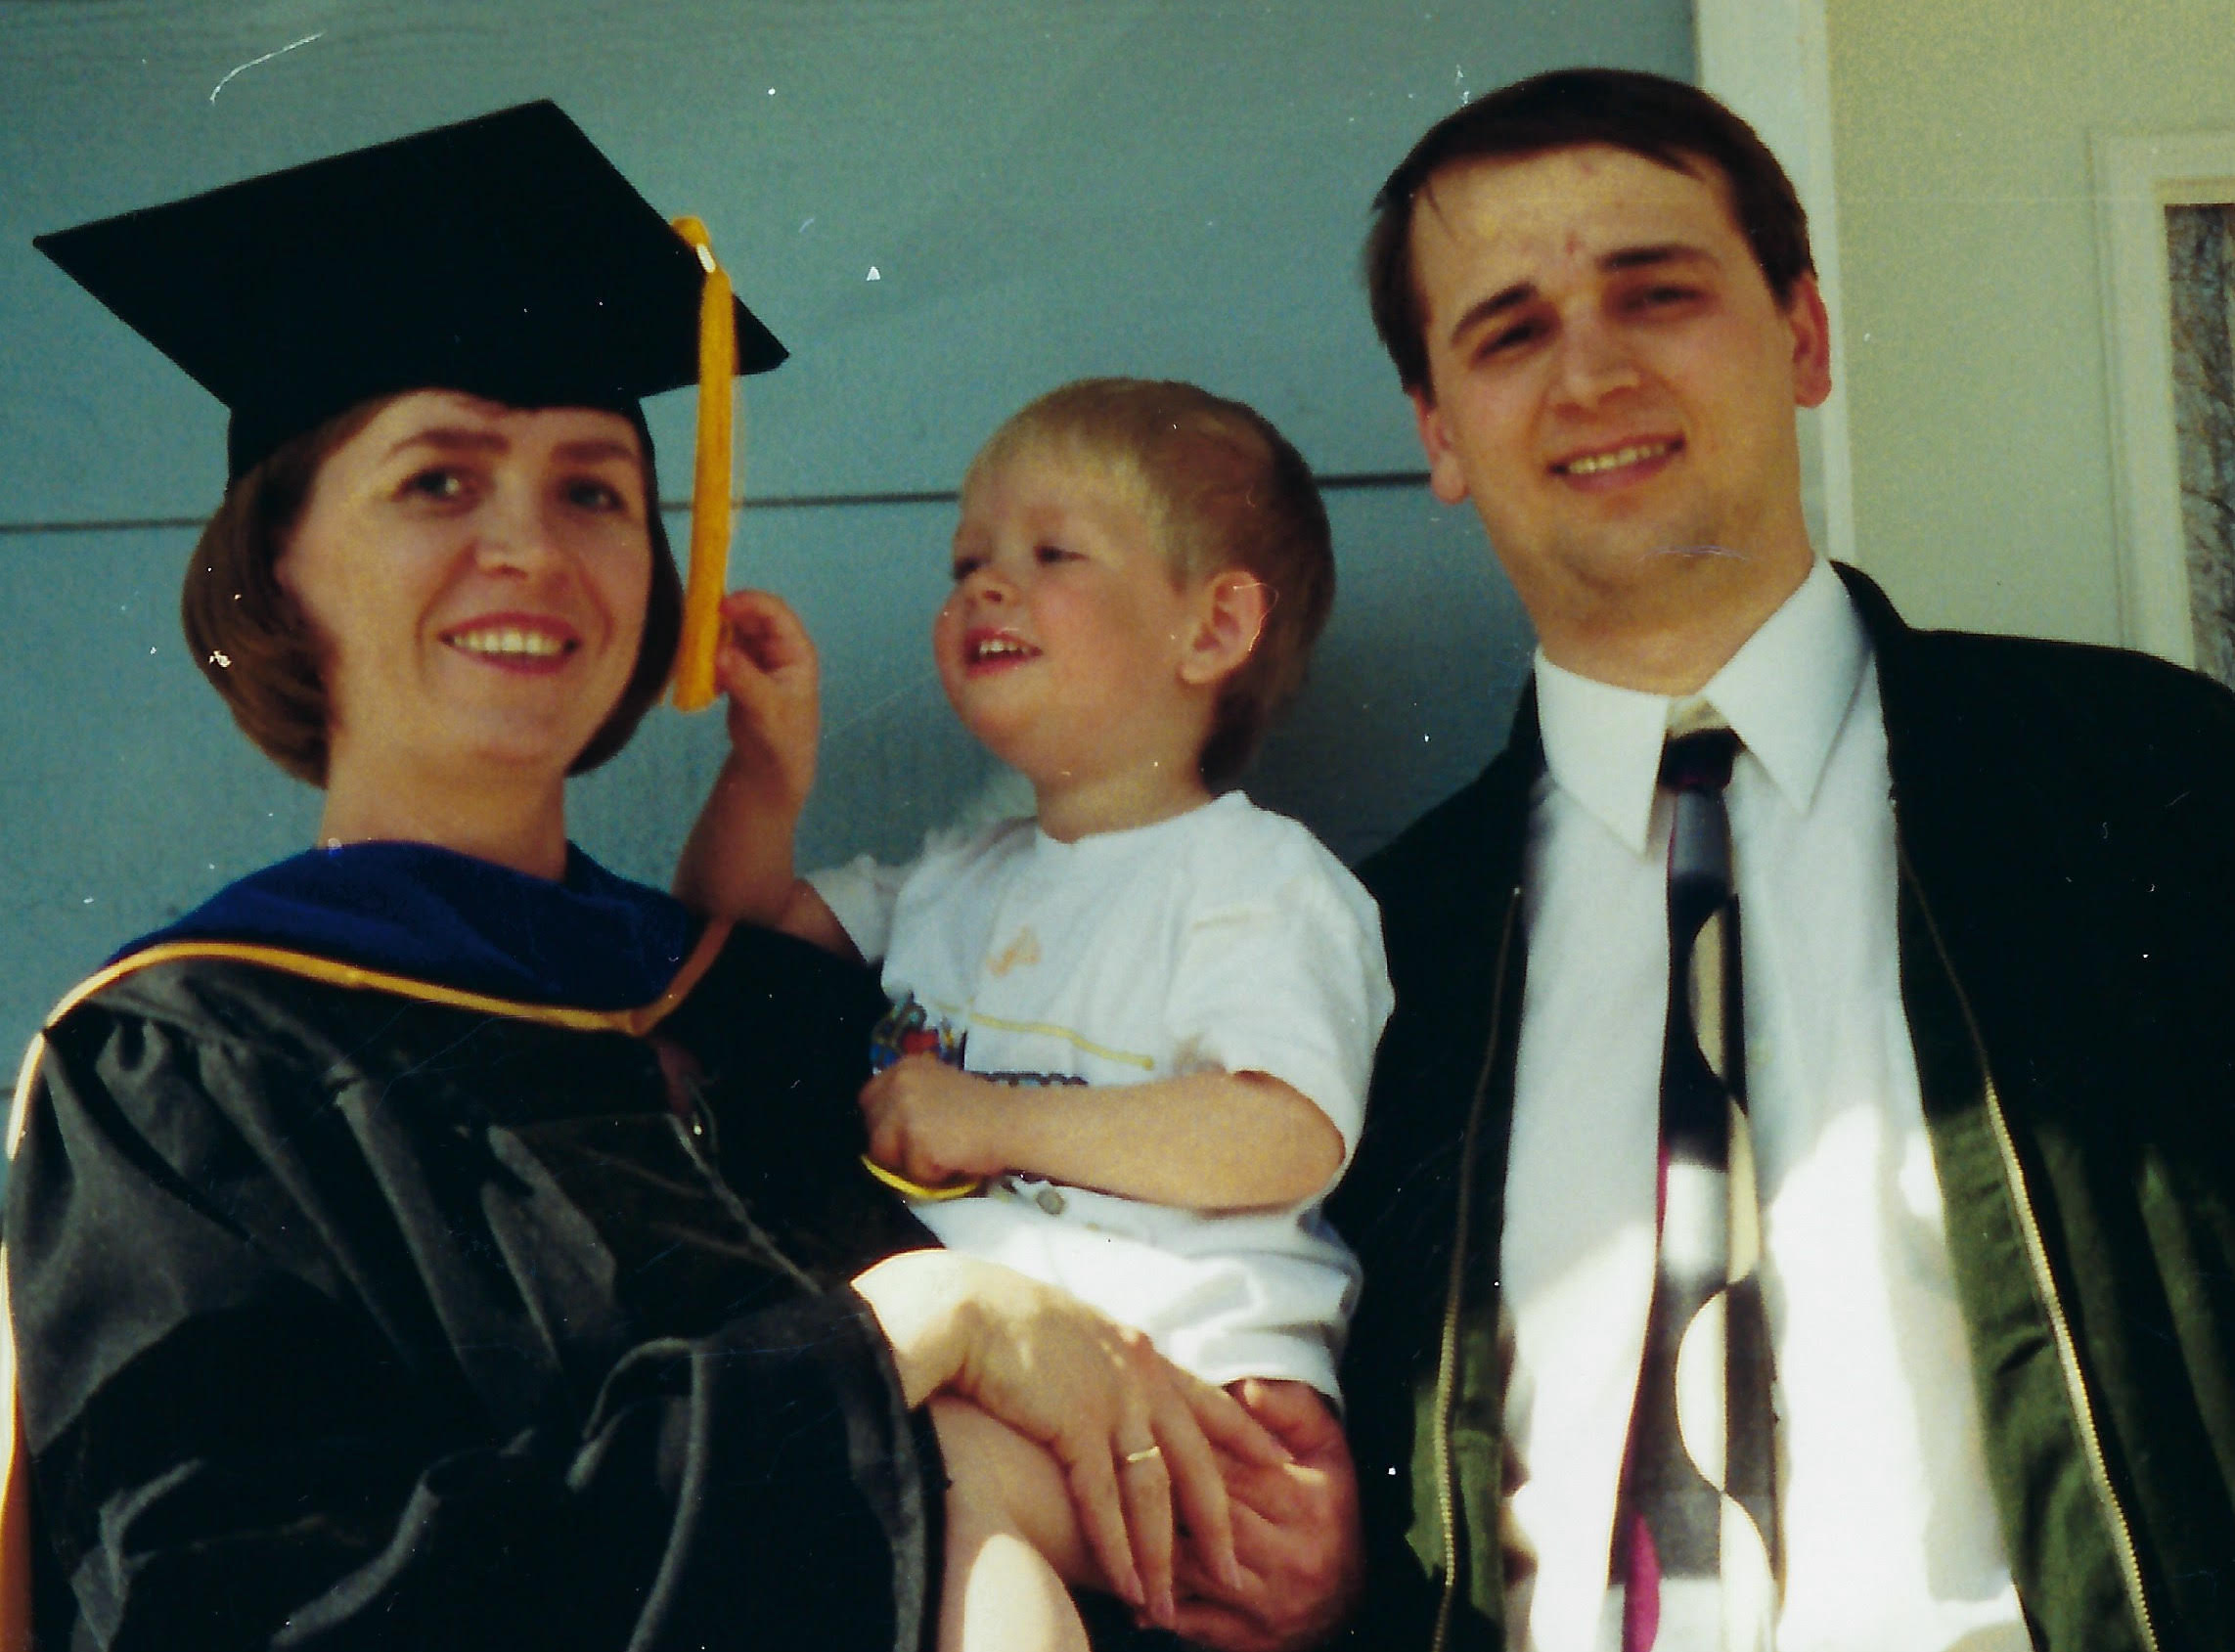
[859,1055,1015,1187]
[712,589,819,816]
[673,591,822,928]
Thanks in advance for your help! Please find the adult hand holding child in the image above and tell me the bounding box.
[854,1250,1286,1628]
[1171,1377,1364,1652]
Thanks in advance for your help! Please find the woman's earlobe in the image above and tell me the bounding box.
[1181,572,1271,687]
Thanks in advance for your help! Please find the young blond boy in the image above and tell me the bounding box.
[677,379,1390,1652]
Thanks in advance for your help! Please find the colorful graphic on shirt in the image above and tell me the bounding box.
[870,995,965,1072]
[869,994,1086,1089]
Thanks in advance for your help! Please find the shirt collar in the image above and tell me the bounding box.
[1533,558,1869,854]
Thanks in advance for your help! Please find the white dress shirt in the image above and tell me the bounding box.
[1500,558,2029,1651]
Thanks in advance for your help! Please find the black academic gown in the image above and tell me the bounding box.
[5,853,940,1651]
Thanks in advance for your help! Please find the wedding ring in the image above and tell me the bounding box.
[1121,1444,1164,1466]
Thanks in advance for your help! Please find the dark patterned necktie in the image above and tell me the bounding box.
[1612,728,1779,1650]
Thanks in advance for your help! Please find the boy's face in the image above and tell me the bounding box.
[937,447,1214,790]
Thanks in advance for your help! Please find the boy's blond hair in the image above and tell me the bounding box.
[962,378,1333,790]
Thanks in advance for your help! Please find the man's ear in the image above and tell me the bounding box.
[1410,386,1471,505]
[1786,273,1833,410]
[1179,571,1272,688]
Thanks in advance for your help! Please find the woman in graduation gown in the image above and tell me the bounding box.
[4,105,1325,1651]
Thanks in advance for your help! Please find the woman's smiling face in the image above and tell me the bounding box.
[276,390,654,796]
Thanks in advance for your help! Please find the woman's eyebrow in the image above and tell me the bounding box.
[380,426,509,462]
[554,437,643,465]
[377,429,642,466]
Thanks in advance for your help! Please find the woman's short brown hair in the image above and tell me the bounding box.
[963,379,1333,792]
[181,394,683,786]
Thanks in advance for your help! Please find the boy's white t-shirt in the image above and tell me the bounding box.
[810,791,1392,1399]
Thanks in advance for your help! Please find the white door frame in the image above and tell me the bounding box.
[1693,0,1855,568]
[2092,130,2235,666]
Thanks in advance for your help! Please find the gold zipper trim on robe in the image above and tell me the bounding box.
[1900,852,2160,1651]
[7,922,735,1160]
[1431,888,1522,1652]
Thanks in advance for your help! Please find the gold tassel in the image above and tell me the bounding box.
[669,215,736,712]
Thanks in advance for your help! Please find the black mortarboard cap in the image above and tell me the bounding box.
[35,100,785,479]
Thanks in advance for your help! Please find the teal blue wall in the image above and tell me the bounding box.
[0,0,1691,1040]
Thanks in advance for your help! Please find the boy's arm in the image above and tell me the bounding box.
[673,591,856,956]
[858,1057,1344,1210]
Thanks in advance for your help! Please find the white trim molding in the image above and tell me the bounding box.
[2093,130,2235,667]
[1694,0,1855,568]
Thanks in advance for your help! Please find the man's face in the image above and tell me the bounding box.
[1406,144,1831,672]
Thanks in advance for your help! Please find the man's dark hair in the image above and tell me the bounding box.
[1364,67,1815,395]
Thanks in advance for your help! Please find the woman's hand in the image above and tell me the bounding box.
[1171,1379,1363,1652]
[851,1251,1287,1626]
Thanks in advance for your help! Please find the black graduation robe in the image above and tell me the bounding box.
[5,849,940,1651]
